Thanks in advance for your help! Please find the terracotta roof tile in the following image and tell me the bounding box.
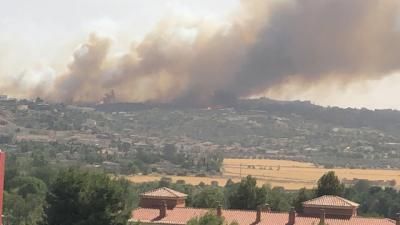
[140,187,188,199]
[131,208,395,225]
[303,195,360,208]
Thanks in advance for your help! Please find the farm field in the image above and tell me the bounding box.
[126,158,400,190]
[125,175,243,187]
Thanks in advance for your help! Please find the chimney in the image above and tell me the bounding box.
[160,201,167,218]
[396,212,400,225]
[256,205,262,223]
[217,204,222,217]
[287,207,296,225]
[319,209,326,225]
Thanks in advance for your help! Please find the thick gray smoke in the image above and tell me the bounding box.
[13,0,400,105]
[233,0,400,97]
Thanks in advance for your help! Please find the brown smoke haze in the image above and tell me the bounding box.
[7,0,400,105]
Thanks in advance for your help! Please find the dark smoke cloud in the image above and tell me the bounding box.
[32,0,400,105]
[234,0,400,97]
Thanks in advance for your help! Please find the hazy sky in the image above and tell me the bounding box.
[0,0,238,96]
[1,0,400,109]
[0,0,239,70]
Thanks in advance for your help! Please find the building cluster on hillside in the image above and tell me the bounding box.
[2,98,400,175]
[131,187,399,225]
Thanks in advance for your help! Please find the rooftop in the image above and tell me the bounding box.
[140,187,188,199]
[133,188,395,225]
[303,195,360,208]
[131,207,395,225]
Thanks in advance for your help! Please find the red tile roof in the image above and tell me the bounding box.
[131,207,395,225]
[140,187,188,199]
[303,195,360,208]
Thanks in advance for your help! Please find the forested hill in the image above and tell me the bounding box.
[3,97,399,169]
[95,98,400,137]
[237,98,400,136]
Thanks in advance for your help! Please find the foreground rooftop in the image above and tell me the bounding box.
[131,187,398,225]
[132,207,396,225]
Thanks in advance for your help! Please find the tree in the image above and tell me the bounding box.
[293,188,314,212]
[35,97,44,103]
[159,177,172,187]
[4,191,45,225]
[4,176,48,225]
[31,165,58,186]
[163,144,177,162]
[316,171,344,197]
[192,187,224,208]
[267,186,291,211]
[45,169,133,225]
[224,179,234,187]
[187,212,238,225]
[353,180,371,193]
[228,176,267,210]
[9,176,47,198]
[32,151,49,167]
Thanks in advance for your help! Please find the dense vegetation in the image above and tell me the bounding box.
[45,169,133,225]
[3,150,400,225]
[3,151,134,225]
[131,172,400,219]
[3,98,400,170]
[2,99,400,224]
[187,212,238,225]
[2,139,223,177]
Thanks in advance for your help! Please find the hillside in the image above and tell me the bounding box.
[1,98,400,173]
[93,99,400,168]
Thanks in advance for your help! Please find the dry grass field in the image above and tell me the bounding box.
[126,158,400,190]
[125,175,243,187]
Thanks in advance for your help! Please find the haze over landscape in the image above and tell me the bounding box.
[2,0,400,108]
[3,1,400,225]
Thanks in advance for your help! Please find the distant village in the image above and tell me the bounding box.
[1,95,400,180]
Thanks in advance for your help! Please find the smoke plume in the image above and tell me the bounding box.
[6,0,400,106]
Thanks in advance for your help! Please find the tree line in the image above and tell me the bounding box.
[4,150,400,225]
[133,171,400,220]
[3,151,134,225]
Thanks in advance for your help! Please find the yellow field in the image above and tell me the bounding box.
[126,158,400,190]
